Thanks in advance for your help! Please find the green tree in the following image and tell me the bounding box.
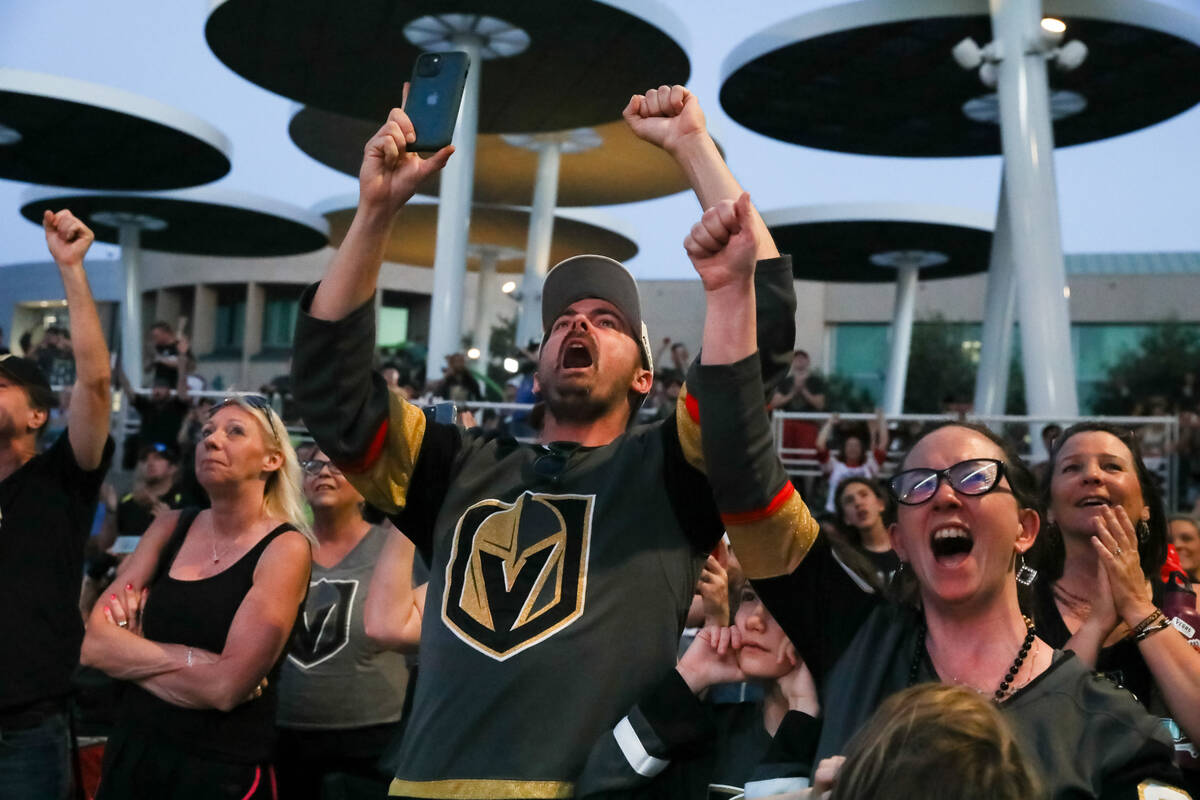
[1090,321,1200,415]
[823,371,875,412]
[903,316,978,413]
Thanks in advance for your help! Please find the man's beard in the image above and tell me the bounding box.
[537,365,632,426]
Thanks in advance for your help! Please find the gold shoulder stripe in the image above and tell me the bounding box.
[726,490,819,578]
[343,389,427,515]
[675,386,705,472]
[389,778,574,798]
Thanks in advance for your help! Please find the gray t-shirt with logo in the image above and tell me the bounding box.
[277,524,410,730]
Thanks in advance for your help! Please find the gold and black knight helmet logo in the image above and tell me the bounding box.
[443,492,594,660]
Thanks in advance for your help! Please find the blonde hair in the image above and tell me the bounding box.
[830,683,1042,800]
[215,396,314,545]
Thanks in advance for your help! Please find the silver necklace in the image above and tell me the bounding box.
[210,522,235,564]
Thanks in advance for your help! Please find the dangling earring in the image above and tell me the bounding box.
[1016,553,1038,586]
[1136,519,1150,544]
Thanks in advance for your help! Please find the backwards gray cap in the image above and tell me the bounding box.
[540,254,654,372]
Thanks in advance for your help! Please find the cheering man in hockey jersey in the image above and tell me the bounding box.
[292,85,818,799]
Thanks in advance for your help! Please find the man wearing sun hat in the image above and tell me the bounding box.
[292,86,811,798]
[0,210,113,799]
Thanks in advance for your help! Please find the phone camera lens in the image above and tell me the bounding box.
[417,53,442,77]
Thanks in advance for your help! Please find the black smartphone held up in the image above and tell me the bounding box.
[407,51,470,153]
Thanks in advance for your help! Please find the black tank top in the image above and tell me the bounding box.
[117,507,300,763]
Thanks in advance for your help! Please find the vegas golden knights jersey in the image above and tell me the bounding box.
[292,257,818,799]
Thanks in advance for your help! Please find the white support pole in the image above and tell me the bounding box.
[473,249,500,375]
[425,36,482,383]
[119,224,142,390]
[514,138,562,349]
[973,174,1017,415]
[990,0,1079,417]
[882,265,919,416]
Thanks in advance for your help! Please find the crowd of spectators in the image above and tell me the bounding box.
[6,87,1200,800]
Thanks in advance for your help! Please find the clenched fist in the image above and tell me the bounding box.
[43,209,94,269]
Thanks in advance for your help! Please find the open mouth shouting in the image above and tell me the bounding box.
[930,525,974,567]
[559,337,596,371]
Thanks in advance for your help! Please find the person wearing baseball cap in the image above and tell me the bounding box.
[0,210,114,799]
[291,85,805,797]
[0,354,59,414]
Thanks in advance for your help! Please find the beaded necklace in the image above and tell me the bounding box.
[908,615,1037,703]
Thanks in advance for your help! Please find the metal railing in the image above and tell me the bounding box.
[771,411,1181,510]
[104,389,1183,509]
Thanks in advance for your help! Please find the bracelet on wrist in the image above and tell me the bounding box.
[1130,608,1165,639]
[1135,617,1174,642]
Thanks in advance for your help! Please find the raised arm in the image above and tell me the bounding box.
[309,95,453,322]
[870,408,888,455]
[43,210,111,470]
[293,100,462,549]
[686,196,818,580]
[363,521,425,652]
[624,85,778,261]
[816,415,838,452]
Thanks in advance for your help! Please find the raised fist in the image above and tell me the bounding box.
[684,192,758,293]
[622,85,707,154]
[43,209,94,268]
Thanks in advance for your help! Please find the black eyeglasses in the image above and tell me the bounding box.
[887,458,1006,506]
[301,459,343,477]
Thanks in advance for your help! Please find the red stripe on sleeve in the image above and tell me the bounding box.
[721,481,796,525]
[340,418,389,474]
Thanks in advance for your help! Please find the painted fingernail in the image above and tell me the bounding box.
[110,594,118,600]
[125,583,133,591]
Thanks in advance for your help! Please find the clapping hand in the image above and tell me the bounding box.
[1092,505,1155,627]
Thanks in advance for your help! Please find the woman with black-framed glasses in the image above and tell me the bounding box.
[81,395,313,799]
[275,443,423,800]
[750,422,1186,799]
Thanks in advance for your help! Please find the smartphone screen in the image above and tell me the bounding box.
[407,51,470,152]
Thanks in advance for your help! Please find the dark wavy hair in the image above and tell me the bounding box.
[891,422,1039,606]
[834,476,895,546]
[1031,422,1167,584]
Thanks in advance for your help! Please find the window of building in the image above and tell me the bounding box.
[262,285,302,350]
[213,286,245,354]
[378,306,409,347]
